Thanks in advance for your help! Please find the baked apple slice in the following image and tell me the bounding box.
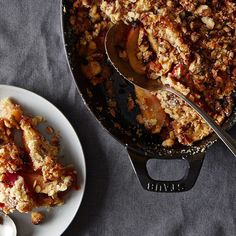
[126,27,146,75]
[135,87,166,133]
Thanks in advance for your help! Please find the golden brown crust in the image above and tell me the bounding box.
[0,98,77,218]
[71,0,236,146]
[31,211,45,225]
[70,1,112,85]
[0,144,23,174]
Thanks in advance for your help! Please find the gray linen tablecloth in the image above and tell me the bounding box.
[1,0,236,235]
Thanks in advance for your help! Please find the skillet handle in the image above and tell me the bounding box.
[127,148,205,192]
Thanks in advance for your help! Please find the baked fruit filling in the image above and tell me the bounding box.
[0,98,76,215]
[70,0,236,146]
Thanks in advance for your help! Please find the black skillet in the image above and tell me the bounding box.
[61,1,236,192]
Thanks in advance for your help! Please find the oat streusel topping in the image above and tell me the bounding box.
[0,98,77,218]
[70,0,236,146]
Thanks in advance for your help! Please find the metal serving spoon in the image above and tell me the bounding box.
[0,212,17,236]
[105,22,236,157]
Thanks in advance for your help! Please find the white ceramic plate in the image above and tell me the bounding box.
[0,85,86,236]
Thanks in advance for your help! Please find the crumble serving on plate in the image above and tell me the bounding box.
[70,0,236,146]
[0,98,77,222]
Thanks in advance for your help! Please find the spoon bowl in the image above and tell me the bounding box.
[105,22,157,90]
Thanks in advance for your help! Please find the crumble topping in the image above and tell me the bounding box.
[31,211,45,225]
[0,176,35,213]
[0,98,77,221]
[70,0,236,146]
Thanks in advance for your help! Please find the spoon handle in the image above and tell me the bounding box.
[166,87,236,157]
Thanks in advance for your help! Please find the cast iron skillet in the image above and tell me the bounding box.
[61,1,236,192]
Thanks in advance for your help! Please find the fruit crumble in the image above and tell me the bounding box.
[0,98,77,222]
[69,0,236,146]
